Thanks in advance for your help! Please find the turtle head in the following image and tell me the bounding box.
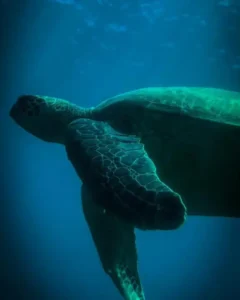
[10,95,89,144]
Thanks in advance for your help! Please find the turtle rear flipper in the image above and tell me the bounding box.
[65,118,186,230]
[81,184,145,300]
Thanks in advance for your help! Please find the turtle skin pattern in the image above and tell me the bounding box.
[65,118,186,230]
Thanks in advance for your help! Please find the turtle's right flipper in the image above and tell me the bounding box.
[65,118,186,230]
[81,184,145,300]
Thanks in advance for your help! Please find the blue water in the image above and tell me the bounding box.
[2,0,240,299]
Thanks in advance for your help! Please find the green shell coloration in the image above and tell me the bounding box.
[65,118,186,230]
[92,87,240,219]
[94,87,240,127]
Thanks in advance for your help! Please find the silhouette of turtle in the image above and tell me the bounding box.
[10,87,240,300]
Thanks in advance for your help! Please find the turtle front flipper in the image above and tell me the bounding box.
[65,118,187,230]
[81,184,145,300]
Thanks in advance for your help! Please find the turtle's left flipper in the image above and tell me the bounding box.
[81,184,145,300]
[65,118,186,230]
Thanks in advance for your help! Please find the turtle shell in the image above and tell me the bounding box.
[92,87,240,219]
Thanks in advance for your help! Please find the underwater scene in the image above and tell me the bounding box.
[1,0,240,299]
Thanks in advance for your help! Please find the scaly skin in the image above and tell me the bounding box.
[10,95,92,143]
[65,118,186,230]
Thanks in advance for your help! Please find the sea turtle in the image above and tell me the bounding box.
[10,87,240,300]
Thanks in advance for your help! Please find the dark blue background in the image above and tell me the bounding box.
[1,0,240,299]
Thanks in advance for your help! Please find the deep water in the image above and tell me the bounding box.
[1,0,240,299]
